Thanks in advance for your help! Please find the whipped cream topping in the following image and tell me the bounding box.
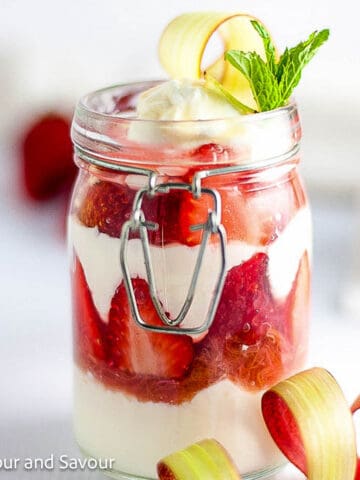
[127,79,295,161]
[74,367,284,478]
[128,79,240,149]
[68,207,311,325]
[135,79,239,121]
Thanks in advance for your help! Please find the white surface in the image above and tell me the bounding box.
[0,139,359,479]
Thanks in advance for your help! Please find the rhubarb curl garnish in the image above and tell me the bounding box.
[157,368,359,480]
[262,367,358,479]
[159,12,267,111]
[159,12,329,113]
[157,439,241,480]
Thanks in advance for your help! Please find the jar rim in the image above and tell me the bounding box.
[76,80,298,125]
[72,80,301,170]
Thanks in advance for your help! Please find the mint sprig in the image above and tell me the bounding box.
[251,20,277,75]
[224,51,282,111]
[224,21,330,112]
[276,29,330,103]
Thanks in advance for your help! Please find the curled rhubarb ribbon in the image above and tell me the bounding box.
[262,367,358,480]
[157,368,359,480]
[157,439,241,480]
[158,12,269,110]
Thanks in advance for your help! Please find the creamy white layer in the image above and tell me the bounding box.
[135,79,239,121]
[68,207,311,324]
[127,80,294,161]
[74,367,285,478]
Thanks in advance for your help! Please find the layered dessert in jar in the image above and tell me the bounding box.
[68,12,318,480]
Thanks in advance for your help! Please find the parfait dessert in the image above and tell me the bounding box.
[69,12,328,480]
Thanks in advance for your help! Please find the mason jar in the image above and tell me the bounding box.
[68,81,311,480]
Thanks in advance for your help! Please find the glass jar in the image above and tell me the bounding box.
[69,81,311,480]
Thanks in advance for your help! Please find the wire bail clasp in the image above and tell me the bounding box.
[119,176,227,335]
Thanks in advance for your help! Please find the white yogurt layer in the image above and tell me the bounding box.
[68,207,311,324]
[74,367,285,478]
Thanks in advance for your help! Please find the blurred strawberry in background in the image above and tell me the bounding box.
[19,112,76,236]
[21,113,75,201]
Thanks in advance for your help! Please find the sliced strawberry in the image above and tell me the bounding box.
[208,253,292,390]
[145,190,184,246]
[178,191,211,246]
[211,253,278,344]
[72,256,106,362]
[78,180,135,237]
[106,278,194,379]
[21,113,75,201]
[179,161,306,247]
[179,184,302,247]
[179,186,254,246]
[78,180,184,245]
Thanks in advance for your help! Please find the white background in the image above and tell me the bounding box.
[1,0,360,189]
[0,1,359,479]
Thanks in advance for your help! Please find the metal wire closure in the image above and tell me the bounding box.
[119,182,227,335]
[75,143,299,335]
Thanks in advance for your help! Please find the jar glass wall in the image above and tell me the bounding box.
[69,82,311,480]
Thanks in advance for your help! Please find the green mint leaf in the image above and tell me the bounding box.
[225,50,281,111]
[204,73,256,114]
[250,20,277,75]
[277,29,330,103]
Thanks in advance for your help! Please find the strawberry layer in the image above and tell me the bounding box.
[74,366,285,479]
[69,207,311,323]
[70,207,310,404]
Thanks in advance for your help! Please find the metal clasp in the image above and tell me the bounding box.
[119,179,227,335]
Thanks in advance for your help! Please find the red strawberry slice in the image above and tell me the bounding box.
[179,157,306,247]
[208,253,291,390]
[72,256,106,362]
[106,278,194,379]
[179,184,302,247]
[21,113,76,201]
[145,190,185,246]
[211,253,278,345]
[78,180,135,238]
[78,180,184,245]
